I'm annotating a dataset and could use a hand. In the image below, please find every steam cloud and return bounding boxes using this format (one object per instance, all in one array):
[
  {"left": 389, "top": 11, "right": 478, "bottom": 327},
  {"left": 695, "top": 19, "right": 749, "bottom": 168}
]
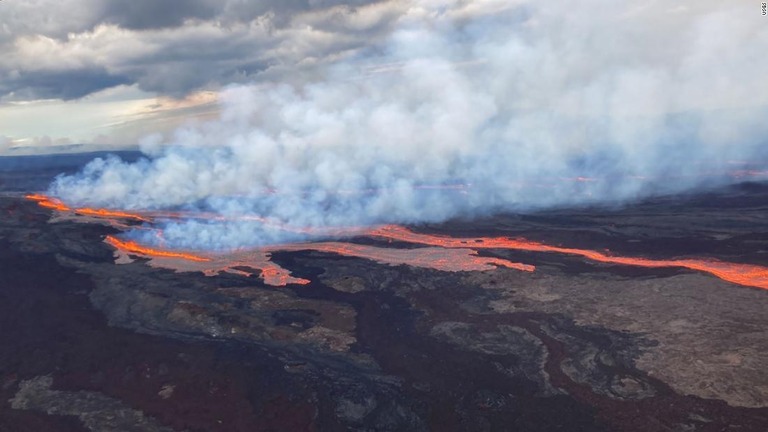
[{"left": 51, "top": 1, "right": 768, "bottom": 250}]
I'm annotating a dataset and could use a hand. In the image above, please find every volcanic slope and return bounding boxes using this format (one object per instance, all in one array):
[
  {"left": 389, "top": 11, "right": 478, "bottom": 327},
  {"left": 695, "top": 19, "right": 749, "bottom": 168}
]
[{"left": 1, "top": 182, "right": 768, "bottom": 431}]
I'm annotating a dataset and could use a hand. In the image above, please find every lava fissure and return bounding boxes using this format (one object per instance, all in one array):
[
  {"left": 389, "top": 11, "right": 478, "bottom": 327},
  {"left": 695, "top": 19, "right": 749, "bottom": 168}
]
[
  {"left": 368, "top": 225, "right": 768, "bottom": 290},
  {"left": 105, "top": 235, "right": 211, "bottom": 263},
  {"left": 26, "top": 194, "right": 147, "bottom": 222},
  {"left": 26, "top": 194, "right": 768, "bottom": 290}
]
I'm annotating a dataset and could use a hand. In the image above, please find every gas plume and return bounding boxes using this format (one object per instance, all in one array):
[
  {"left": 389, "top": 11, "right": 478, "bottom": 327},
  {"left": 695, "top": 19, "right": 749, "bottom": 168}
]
[{"left": 49, "top": 2, "right": 768, "bottom": 250}]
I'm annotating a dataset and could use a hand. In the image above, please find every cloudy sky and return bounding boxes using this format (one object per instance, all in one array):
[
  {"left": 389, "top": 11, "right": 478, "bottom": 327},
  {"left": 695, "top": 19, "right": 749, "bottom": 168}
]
[
  {"left": 0, "top": 0, "right": 408, "bottom": 151},
  {"left": 0, "top": 0, "right": 764, "bottom": 154}
]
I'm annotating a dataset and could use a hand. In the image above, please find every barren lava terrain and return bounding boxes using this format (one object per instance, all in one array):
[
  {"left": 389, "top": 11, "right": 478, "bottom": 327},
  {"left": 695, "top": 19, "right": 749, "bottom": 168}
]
[{"left": 1, "top": 153, "right": 768, "bottom": 431}]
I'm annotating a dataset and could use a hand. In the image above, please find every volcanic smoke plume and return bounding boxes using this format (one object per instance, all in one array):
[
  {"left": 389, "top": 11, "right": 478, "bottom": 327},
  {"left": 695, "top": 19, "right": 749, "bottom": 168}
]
[{"left": 50, "top": 1, "right": 768, "bottom": 250}]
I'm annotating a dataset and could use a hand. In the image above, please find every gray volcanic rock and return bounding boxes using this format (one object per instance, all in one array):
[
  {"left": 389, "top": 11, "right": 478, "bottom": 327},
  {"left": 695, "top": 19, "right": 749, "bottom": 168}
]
[
  {"left": 430, "top": 322, "right": 561, "bottom": 397},
  {"left": 11, "top": 376, "right": 173, "bottom": 432}
]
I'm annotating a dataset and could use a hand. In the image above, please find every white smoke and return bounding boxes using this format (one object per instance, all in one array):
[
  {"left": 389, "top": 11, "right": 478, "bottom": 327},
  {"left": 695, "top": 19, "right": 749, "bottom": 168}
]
[{"left": 51, "top": 1, "right": 768, "bottom": 250}]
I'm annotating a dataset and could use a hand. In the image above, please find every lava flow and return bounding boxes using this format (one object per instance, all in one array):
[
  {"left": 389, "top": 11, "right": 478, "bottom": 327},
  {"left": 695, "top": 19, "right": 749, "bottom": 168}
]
[
  {"left": 368, "top": 225, "right": 768, "bottom": 290},
  {"left": 105, "top": 235, "right": 210, "bottom": 262},
  {"left": 26, "top": 194, "right": 364, "bottom": 237},
  {"left": 26, "top": 194, "right": 148, "bottom": 223},
  {"left": 75, "top": 208, "right": 150, "bottom": 223},
  {"left": 271, "top": 242, "right": 535, "bottom": 273},
  {"left": 25, "top": 193, "right": 768, "bottom": 290},
  {"left": 25, "top": 193, "right": 71, "bottom": 211},
  {"left": 105, "top": 239, "right": 534, "bottom": 287}
]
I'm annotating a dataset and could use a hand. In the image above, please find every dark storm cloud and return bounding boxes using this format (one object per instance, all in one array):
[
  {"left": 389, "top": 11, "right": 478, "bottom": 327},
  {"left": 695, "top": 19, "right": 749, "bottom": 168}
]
[
  {"left": 131, "top": 59, "right": 271, "bottom": 97},
  {"left": 1, "top": 68, "right": 130, "bottom": 100},
  {"left": 101, "top": 0, "right": 385, "bottom": 30},
  {"left": 219, "top": 0, "right": 388, "bottom": 25},
  {"left": 0, "top": 0, "right": 398, "bottom": 101},
  {"left": 99, "top": 0, "right": 222, "bottom": 30}
]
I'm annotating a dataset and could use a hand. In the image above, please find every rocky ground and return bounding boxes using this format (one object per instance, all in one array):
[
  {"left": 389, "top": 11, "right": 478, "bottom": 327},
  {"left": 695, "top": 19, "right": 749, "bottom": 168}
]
[{"left": 0, "top": 176, "right": 767, "bottom": 431}]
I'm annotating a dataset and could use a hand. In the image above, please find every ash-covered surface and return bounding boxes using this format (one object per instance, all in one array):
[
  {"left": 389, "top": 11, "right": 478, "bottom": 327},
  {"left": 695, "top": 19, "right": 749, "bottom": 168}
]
[{"left": 1, "top": 181, "right": 768, "bottom": 431}]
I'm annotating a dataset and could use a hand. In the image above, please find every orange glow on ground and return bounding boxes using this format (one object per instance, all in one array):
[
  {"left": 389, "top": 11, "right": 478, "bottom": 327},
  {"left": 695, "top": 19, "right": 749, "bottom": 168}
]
[
  {"left": 368, "top": 226, "right": 768, "bottom": 290},
  {"left": 25, "top": 193, "right": 50, "bottom": 202},
  {"left": 26, "top": 194, "right": 768, "bottom": 290},
  {"left": 106, "top": 241, "right": 533, "bottom": 287},
  {"left": 26, "top": 194, "right": 147, "bottom": 222},
  {"left": 105, "top": 235, "right": 210, "bottom": 263},
  {"left": 25, "top": 194, "right": 71, "bottom": 211},
  {"left": 268, "top": 242, "right": 535, "bottom": 273},
  {"left": 76, "top": 207, "right": 150, "bottom": 223},
  {"left": 255, "top": 266, "right": 311, "bottom": 286}
]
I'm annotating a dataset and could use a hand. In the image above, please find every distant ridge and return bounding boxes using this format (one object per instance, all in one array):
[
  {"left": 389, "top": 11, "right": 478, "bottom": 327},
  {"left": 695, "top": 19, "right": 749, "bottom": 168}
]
[
  {"left": 1, "top": 143, "right": 140, "bottom": 157},
  {"left": 0, "top": 150, "right": 144, "bottom": 192},
  {"left": 0, "top": 150, "right": 144, "bottom": 172}
]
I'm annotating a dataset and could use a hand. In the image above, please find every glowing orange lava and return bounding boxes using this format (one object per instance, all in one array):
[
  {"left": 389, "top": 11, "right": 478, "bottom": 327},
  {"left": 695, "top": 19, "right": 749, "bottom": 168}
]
[
  {"left": 24, "top": 193, "right": 50, "bottom": 202},
  {"left": 76, "top": 207, "right": 150, "bottom": 222},
  {"left": 105, "top": 235, "right": 210, "bottom": 262},
  {"left": 26, "top": 194, "right": 148, "bottom": 222},
  {"left": 25, "top": 194, "right": 71, "bottom": 211},
  {"left": 26, "top": 194, "right": 768, "bottom": 290},
  {"left": 256, "top": 266, "right": 311, "bottom": 286},
  {"left": 270, "top": 242, "right": 535, "bottom": 273},
  {"left": 368, "top": 226, "right": 768, "bottom": 290}
]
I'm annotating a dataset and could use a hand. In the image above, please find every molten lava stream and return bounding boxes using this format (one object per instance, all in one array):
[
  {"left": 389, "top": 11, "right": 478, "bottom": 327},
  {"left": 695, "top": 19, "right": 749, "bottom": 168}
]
[
  {"left": 368, "top": 226, "right": 768, "bottom": 290},
  {"left": 102, "top": 235, "right": 534, "bottom": 287},
  {"left": 75, "top": 208, "right": 149, "bottom": 222},
  {"left": 25, "top": 194, "right": 71, "bottom": 211},
  {"left": 26, "top": 194, "right": 148, "bottom": 222},
  {"left": 268, "top": 242, "right": 535, "bottom": 273},
  {"left": 105, "top": 236, "right": 210, "bottom": 262},
  {"left": 26, "top": 193, "right": 362, "bottom": 238},
  {"left": 27, "top": 194, "right": 768, "bottom": 290}
]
